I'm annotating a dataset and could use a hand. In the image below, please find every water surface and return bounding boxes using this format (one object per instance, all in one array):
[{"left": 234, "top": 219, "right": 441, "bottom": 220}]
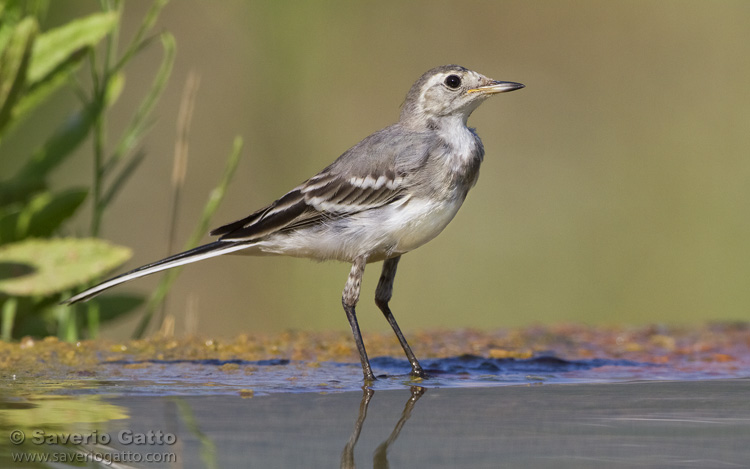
[{"left": 2, "top": 352, "right": 749, "bottom": 468}]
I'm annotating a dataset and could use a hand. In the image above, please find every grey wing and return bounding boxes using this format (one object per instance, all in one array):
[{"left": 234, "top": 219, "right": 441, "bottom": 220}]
[
  {"left": 210, "top": 124, "right": 432, "bottom": 242},
  {"left": 210, "top": 166, "right": 407, "bottom": 241}
]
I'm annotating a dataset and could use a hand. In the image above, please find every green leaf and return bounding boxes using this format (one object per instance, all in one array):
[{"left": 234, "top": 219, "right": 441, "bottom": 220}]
[
  {"left": 0, "top": 204, "right": 20, "bottom": 243},
  {"left": 0, "top": 224, "right": 16, "bottom": 246},
  {"left": 0, "top": 71, "right": 123, "bottom": 206},
  {"left": 18, "top": 71, "right": 123, "bottom": 180},
  {"left": 0, "top": 16, "right": 36, "bottom": 102},
  {"left": 11, "top": 47, "right": 87, "bottom": 126},
  {"left": 0, "top": 20, "right": 14, "bottom": 55},
  {"left": 27, "top": 11, "right": 118, "bottom": 84},
  {"left": 0, "top": 106, "right": 96, "bottom": 206},
  {"left": 0, "top": 238, "right": 132, "bottom": 296},
  {"left": 11, "top": 188, "right": 88, "bottom": 241},
  {"left": 0, "top": 177, "right": 45, "bottom": 207},
  {"left": 0, "top": 16, "right": 37, "bottom": 138}
]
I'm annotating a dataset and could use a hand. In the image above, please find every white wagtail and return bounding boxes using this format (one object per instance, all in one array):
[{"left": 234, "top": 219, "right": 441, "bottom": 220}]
[{"left": 65, "top": 65, "right": 524, "bottom": 381}]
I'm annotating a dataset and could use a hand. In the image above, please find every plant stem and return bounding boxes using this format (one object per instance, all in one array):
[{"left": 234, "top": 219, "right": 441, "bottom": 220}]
[
  {"left": 56, "top": 303, "right": 78, "bottom": 342},
  {"left": 91, "top": 99, "right": 106, "bottom": 237},
  {"left": 87, "top": 301, "right": 100, "bottom": 339},
  {"left": 91, "top": 0, "right": 122, "bottom": 237},
  {"left": 1, "top": 299, "right": 18, "bottom": 342}
]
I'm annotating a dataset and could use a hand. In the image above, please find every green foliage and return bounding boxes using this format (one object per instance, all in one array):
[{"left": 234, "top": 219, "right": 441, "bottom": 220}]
[
  {"left": 0, "top": 0, "right": 242, "bottom": 342},
  {"left": 0, "top": 1, "right": 172, "bottom": 341},
  {"left": 0, "top": 189, "right": 87, "bottom": 243},
  {"left": 90, "top": 3, "right": 174, "bottom": 235},
  {"left": 0, "top": 238, "right": 131, "bottom": 296},
  {"left": 0, "top": 17, "right": 37, "bottom": 136},
  {"left": 0, "top": 10, "right": 118, "bottom": 141},
  {"left": 28, "top": 12, "right": 118, "bottom": 83}
]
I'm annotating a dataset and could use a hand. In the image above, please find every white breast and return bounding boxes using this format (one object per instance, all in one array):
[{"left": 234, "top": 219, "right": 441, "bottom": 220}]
[
  {"left": 386, "top": 196, "right": 465, "bottom": 254},
  {"left": 253, "top": 194, "right": 467, "bottom": 263},
  {"left": 438, "top": 117, "right": 484, "bottom": 173}
]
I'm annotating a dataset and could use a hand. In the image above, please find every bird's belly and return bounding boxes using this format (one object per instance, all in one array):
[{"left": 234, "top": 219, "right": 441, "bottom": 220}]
[
  {"left": 334, "top": 195, "right": 467, "bottom": 262},
  {"left": 386, "top": 196, "right": 464, "bottom": 255},
  {"left": 254, "top": 196, "right": 466, "bottom": 263}
]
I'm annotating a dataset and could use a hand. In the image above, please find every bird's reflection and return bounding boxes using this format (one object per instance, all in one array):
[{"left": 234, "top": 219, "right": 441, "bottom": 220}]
[{"left": 341, "top": 386, "right": 425, "bottom": 469}]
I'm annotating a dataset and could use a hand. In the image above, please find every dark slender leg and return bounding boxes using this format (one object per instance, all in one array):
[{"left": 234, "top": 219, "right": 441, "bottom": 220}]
[
  {"left": 343, "top": 256, "right": 375, "bottom": 382},
  {"left": 375, "top": 256, "right": 426, "bottom": 378}
]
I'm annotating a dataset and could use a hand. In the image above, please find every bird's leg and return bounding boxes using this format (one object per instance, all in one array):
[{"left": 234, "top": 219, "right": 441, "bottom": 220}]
[
  {"left": 343, "top": 256, "right": 375, "bottom": 382},
  {"left": 375, "top": 256, "right": 426, "bottom": 378}
]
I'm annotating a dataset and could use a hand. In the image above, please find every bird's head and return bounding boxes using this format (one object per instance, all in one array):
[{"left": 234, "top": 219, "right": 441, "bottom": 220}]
[{"left": 400, "top": 65, "right": 523, "bottom": 128}]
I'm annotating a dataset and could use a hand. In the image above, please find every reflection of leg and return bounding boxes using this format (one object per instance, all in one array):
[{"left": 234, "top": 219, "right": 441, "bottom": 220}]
[
  {"left": 375, "top": 256, "right": 425, "bottom": 377},
  {"left": 373, "top": 386, "right": 426, "bottom": 467},
  {"left": 340, "top": 387, "right": 375, "bottom": 469}
]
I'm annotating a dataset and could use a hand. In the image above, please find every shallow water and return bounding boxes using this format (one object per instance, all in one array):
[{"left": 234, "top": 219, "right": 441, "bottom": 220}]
[
  {"left": 54, "top": 355, "right": 661, "bottom": 396},
  {"left": 2, "top": 354, "right": 749, "bottom": 468}
]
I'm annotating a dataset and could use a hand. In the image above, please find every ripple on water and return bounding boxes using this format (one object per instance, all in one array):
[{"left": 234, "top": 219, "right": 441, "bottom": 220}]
[{"left": 36, "top": 351, "right": 739, "bottom": 397}]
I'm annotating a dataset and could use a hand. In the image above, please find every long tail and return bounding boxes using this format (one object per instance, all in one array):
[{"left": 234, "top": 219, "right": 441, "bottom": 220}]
[{"left": 63, "top": 240, "right": 252, "bottom": 304}]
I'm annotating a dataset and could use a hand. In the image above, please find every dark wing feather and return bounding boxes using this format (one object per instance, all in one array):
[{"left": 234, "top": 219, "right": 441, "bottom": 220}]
[
  {"left": 211, "top": 170, "right": 406, "bottom": 242},
  {"left": 209, "top": 189, "right": 306, "bottom": 238}
]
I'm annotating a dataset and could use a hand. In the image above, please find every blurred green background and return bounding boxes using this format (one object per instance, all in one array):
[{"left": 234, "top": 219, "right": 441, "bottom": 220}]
[{"left": 3, "top": 1, "right": 749, "bottom": 338}]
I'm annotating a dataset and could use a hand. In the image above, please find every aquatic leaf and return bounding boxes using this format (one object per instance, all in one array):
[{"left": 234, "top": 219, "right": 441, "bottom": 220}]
[{"left": 0, "top": 238, "right": 131, "bottom": 296}]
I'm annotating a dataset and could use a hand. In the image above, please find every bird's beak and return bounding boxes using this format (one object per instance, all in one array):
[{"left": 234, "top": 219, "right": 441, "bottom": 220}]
[{"left": 467, "top": 80, "right": 525, "bottom": 95}]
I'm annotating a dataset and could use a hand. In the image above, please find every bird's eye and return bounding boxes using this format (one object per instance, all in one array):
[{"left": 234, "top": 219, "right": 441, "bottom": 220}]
[{"left": 444, "top": 75, "right": 461, "bottom": 89}]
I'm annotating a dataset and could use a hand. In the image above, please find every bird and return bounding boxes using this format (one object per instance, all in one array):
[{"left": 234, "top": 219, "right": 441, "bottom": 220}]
[{"left": 64, "top": 65, "right": 524, "bottom": 382}]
